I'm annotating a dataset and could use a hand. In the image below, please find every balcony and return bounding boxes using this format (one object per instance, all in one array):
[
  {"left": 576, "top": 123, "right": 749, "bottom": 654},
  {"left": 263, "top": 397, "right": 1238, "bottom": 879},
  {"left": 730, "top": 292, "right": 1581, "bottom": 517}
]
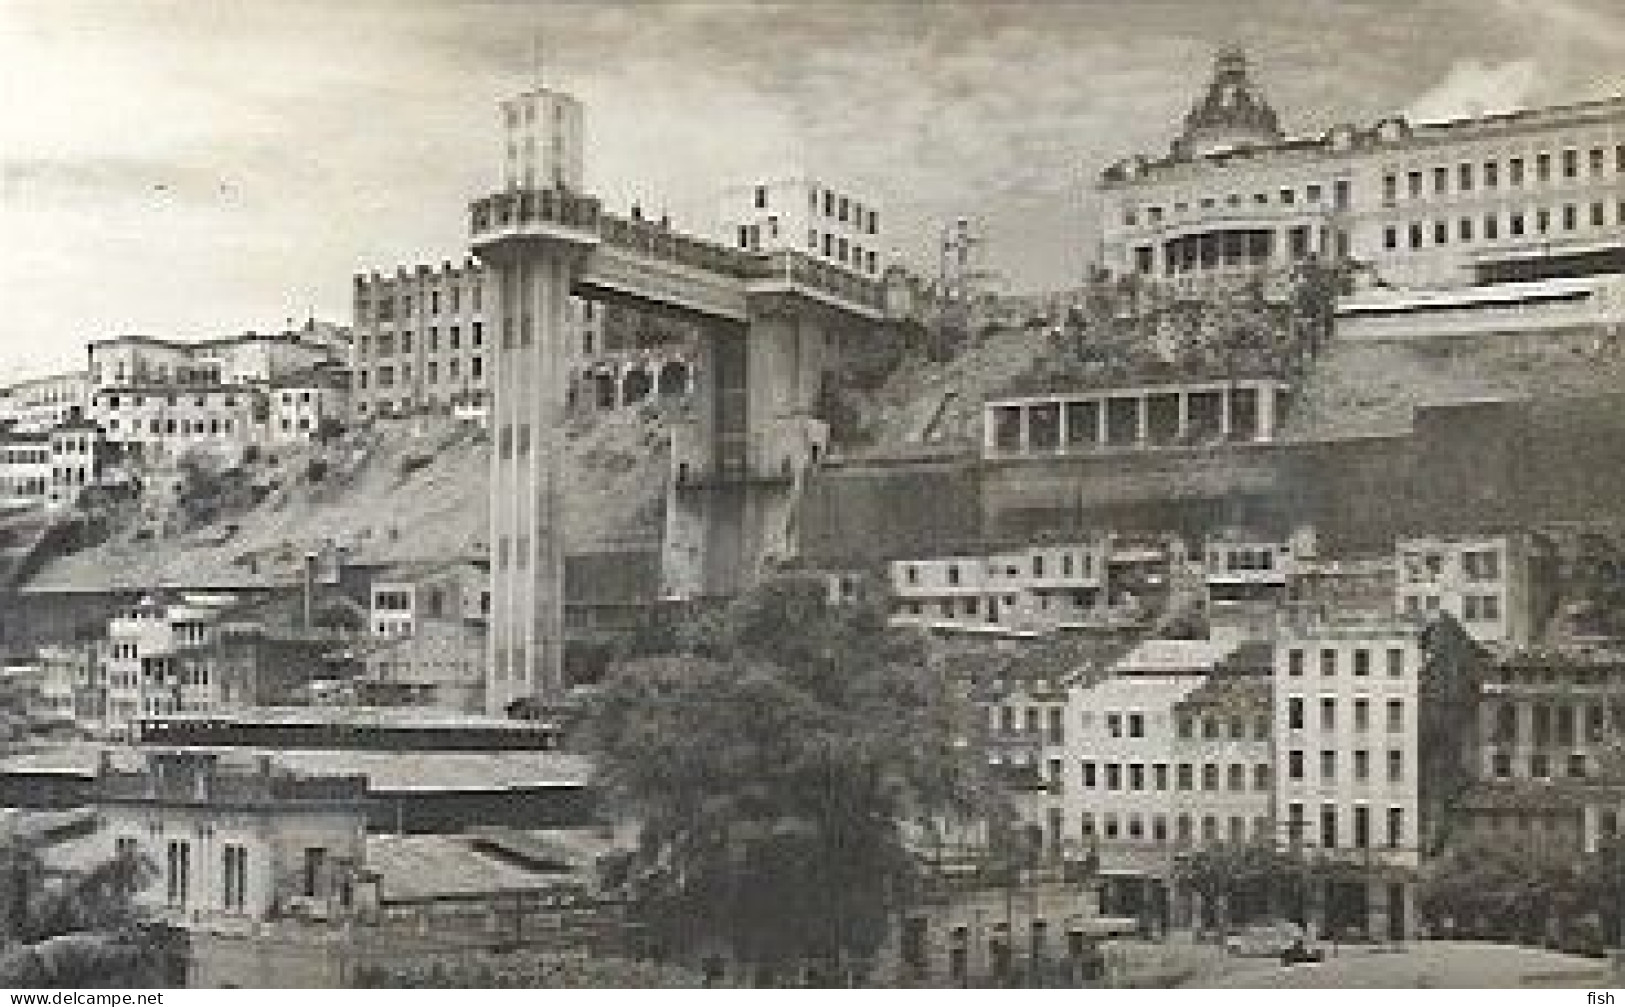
[{"left": 469, "top": 188, "right": 602, "bottom": 240}]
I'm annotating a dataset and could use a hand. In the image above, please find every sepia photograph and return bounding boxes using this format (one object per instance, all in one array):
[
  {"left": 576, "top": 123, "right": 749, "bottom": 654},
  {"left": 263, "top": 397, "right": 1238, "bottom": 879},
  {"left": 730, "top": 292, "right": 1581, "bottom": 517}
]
[{"left": 1, "top": 0, "right": 1624, "bottom": 991}]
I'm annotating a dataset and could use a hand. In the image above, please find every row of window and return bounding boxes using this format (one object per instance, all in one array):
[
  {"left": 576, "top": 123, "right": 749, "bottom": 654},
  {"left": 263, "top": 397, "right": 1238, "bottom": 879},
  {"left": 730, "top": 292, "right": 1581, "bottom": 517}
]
[
  {"left": 1285, "top": 695, "right": 1407, "bottom": 733},
  {"left": 1400, "top": 547, "right": 1502, "bottom": 583},
  {"left": 359, "top": 284, "right": 483, "bottom": 323},
  {"left": 1486, "top": 699, "right": 1621, "bottom": 746},
  {"left": 1398, "top": 591, "right": 1502, "bottom": 621},
  {"left": 1489, "top": 749, "right": 1590, "bottom": 780},
  {"left": 359, "top": 323, "right": 485, "bottom": 359},
  {"left": 900, "top": 552, "right": 1097, "bottom": 587},
  {"left": 105, "top": 417, "right": 238, "bottom": 437},
  {"left": 0, "top": 448, "right": 48, "bottom": 464},
  {"left": 1123, "top": 180, "right": 1353, "bottom": 227},
  {"left": 1381, "top": 145, "right": 1625, "bottom": 203},
  {"left": 356, "top": 357, "right": 484, "bottom": 392},
  {"left": 1283, "top": 746, "right": 1407, "bottom": 785},
  {"left": 1284, "top": 646, "right": 1407, "bottom": 677},
  {"left": 1079, "top": 759, "right": 1271, "bottom": 794},
  {"left": 1284, "top": 802, "right": 1408, "bottom": 850},
  {"left": 1175, "top": 712, "right": 1271, "bottom": 741},
  {"left": 1382, "top": 200, "right": 1625, "bottom": 250},
  {"left": 1083, "top": 810, "right": 1270, "bottom": 847},
  {"left": 101, "top": 393, "right": 239, "bottom": 409},
  {"left": 752, "top": 184, "right": 880, "bottom": 235}
]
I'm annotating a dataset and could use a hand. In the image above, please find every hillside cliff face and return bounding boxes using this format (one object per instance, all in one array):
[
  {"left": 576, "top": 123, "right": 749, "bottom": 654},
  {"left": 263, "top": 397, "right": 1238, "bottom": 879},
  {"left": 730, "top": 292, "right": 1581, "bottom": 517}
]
[{"left": 25, "top": 405, "right": 678, "bottom": 591}]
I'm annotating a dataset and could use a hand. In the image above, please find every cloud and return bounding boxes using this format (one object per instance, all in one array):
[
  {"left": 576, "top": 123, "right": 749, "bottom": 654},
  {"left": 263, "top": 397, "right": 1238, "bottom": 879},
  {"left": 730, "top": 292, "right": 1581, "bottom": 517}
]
[{"left": 1405, "top": 58, "right": 1541, "bottom": 122}]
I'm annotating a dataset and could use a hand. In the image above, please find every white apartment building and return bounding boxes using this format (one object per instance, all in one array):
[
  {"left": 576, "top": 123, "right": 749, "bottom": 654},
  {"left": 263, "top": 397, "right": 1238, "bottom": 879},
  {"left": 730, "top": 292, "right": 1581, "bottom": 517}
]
[
  {"left": 1273, "top": 618, "right": 1425, "bottom": 939},
  {"left": 717, "top": 177, "right": 884, "bottom": 277},
  {"left": 889, "top": 540, "right": 1112, "bottom": 634},
  {"left": 1394, "top": 533, "right": 1534, "bottom": 646},
  {"left": 1100, "top": 48, "right": 1625, "bottom": 294},
  {"left": 88, "top": 330, "right": 339, "bottom": 393},
  {"left": 0, "top": 430, "right": 51, "bottom": 507},
  {"left": 268, "top": 368, "right": 350, "bottom": 444},
  {"left": 0, "top": 372, "right": 90, "bottom": 432},
  {"left": 368, "top": 560, "right": 489, "bottom": 639},
  {"left": 90, "top": 385, "right": 260, "bottom": 457}
]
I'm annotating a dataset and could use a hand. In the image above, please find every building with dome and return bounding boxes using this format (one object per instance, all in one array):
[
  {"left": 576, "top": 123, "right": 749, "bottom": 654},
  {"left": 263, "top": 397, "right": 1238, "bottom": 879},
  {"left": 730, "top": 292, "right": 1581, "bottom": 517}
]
[{"left": 1097, "top": 48, "right": 1625, "bottom": 294}]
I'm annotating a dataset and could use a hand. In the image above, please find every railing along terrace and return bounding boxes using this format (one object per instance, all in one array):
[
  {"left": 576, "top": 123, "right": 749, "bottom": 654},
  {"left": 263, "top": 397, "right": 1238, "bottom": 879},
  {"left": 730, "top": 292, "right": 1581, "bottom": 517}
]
[
  {"left": 470, "top": 188, "right": 603, "bottom": 235},
  {"left": 596, "top": 213, "right": 755, "bottom": 277},
  {"left": 746, "top": 249, "right": 886, "bottom": 310},
  {"left": 98, "top": 769, "right": 369, "bottom": 805}
]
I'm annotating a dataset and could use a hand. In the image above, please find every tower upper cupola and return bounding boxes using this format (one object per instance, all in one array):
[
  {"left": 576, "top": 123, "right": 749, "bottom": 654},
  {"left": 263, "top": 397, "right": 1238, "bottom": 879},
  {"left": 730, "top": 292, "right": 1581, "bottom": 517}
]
[{"left": 1173, "top": 47, "right": 1285, "bottom": 159}]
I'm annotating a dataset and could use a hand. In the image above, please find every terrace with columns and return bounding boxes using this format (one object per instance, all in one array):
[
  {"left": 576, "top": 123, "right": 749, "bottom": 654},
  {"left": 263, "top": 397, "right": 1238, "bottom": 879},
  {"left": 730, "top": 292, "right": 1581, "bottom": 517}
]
[{"left": 983, "top": 378, "right": 1288, "bottom": 459}]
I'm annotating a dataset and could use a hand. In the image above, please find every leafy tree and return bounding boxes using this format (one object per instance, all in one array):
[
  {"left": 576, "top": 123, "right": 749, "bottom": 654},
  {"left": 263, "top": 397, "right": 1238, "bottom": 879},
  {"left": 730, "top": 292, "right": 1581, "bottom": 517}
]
[
  {"left": 1175, "top": 843, "right": 1306, "bottom": 930},
  {"left": 356, "top": 951, "right": 704, "bottom": 988},
  {"left": 580, "top": 575, "right": 999, "bottom": 984}
]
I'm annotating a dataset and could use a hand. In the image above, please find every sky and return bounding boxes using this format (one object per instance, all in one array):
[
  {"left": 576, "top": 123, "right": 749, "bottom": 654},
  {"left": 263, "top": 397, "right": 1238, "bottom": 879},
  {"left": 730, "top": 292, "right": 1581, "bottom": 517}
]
[{"left": 1, "top": 0, "right": 1622, "bottom": 380}]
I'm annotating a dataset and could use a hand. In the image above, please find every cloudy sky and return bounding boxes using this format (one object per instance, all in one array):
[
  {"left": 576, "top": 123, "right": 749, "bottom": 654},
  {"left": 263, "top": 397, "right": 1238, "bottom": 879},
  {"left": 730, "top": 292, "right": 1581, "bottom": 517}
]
[{"left": 1, "top": 0, "right": 1622, "bottom": 379}]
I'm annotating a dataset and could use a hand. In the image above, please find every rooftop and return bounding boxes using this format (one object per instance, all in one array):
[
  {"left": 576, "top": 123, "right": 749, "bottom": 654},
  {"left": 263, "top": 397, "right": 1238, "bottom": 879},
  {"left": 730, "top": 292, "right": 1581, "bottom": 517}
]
[
  {"left": 1115, "top": 638, "right": 1241, "bottom": 675},
  {"left": 1, "top": 744, "right": 591, "bottom": 792},
  {"left": 1077, "top": 673, "right": 1206, "bottom": 709},
  {"left": 367, "top": 833, "right": 588, "bottom": 903}
]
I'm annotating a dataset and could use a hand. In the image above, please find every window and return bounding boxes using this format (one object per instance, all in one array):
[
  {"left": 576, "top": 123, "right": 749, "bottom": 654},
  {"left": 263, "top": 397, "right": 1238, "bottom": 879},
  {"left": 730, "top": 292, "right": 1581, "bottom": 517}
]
[
  {"left": 1386, "top": 649, "right": 1405, "bottom": 677},
  {"left": 1354, "top": 649, "right": 1370, "bottom": 677},
  {"left": 1433, "top": 221, "right": 1448, "bottom": 245},
  {"left": 1407, "top": 171, "right": 1422, "bottom": 198},
  {"left": 1510, "top": 157, "right": 1525, "bottom": 185},
  {"left": 1226, "top": 763, "right": 1245, "bottom": 791},
  {"left": 1176, "top": 715, "right": 1193, "bottom": 739},
  {"left": 1154, "top": 763, "right": 1168, "bottom": 790},
  {"left": 1105, "top": 764, "right": 1121, "bottom": 790},
  {"left": 1409, "top": 223, "right": 1423, "bottom": 249},
  {"left": 1433, "top": 166, "right": 1448, "bottom": 195},
  {"left": 1563, "top": 148, "right": 1579, "bottom": 179},
  {"left": 1382, "top": 174, "right": 1398, "bottom": 202},
  {"left": 222, "top": 844, "right": 248, "bottom": 912},
  {"left": 1383, "top": 226, "right": 1398, "bottom": 250},
  {"left": 1320, "top": 697, "right": 1336, "bottom": 731},
  {"left": 1106, "top": 713, "right": 1122, "bottom": 738},
  {"left": 1353, "top": 805, "right": 1371, "bottom": 848},
  {"left": 1354, "top": 748, "right": 1369, "bottom": 782},
  {"left": 1287, "top": 649, "right": 1304, "bottom": 676},
  {"left": 1387, "top": 748, "right": 1404, "bottom": 783},
  {"left": 1484, "top": 161, "right": 1499, "bottom": 188},
  {"left": 1081, "top": 761, "right": 1097, "bottom": 788},
  {"left": 1537, "top": 152, "right": 1552, "bottom": 182},
  {"left": 303, "top": 847, "right": 327, "bottom": 898},
  {"left": 166, "top": 840, "right": 191, "bottom": 907},
  {"left": 1129, "top": 763, "right": 1145, "bottom": 791},
  {"left": 1288, "top": 697, "right": 1305, "bottom": 730},
  {"left": 1568, "top": 752, "right": 1587, "bottom": 778},
  {"left": 1320, "top": 805, "right": 1337, "bottom": 849},
  {"left": 1354, "top": 698, "right": 1370, "bottom": 732},
  {"left": 1177, "top": 763, "right": 1193, "bottom": 791},
  {"left": 1387, "top": 699, "right": 1404, "bottom": 733},
  {"left": 1386, "top": 807, "right": 1404, "bottom": 848},
  {"left": 1320, "top": 749, "right": 1336, "bottom": 782},
  {"left": 1485, "top": 213, "right": 1499, "bottom": 240},
  {"left": 1320, "top": 649, "right": 1337, "bottom": 676},
  {"left": 1127, "top": 712, "right": 1145, "bottom": 738},
  {"left": 1202, "top": 763, "right": 1219, "bottom": 791},
  {"left": 753, "top": 185, "right": 767, "bottom": 209},
  {"left": 1254, "top": 763, "right": 1271, "bottom": 791},
  {"left": 1459, "top": 217, "right": 1473, "bottom": 241}
]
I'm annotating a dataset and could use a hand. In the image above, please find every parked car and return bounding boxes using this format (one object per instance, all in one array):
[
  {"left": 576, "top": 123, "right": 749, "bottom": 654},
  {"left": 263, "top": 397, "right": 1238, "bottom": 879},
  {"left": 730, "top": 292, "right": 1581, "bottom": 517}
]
[{"left": 1224, "top": 921, "right": 1307, "bottom": 958}]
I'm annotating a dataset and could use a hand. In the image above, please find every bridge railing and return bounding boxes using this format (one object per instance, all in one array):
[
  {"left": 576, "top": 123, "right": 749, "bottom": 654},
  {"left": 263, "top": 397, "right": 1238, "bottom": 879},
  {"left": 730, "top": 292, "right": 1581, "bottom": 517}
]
[
  {"left": 744, "top": 249, "right": 886, "bottom": 311},
  {"left": 471, "top": 190, "right": 885, "bottom": 312}
]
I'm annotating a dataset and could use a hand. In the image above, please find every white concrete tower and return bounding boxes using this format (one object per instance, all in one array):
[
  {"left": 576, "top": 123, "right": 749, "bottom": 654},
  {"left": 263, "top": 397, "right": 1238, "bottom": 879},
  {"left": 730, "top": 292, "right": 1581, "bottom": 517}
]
[{"left": 479, "top": 78, "right": 590, "bottom": 714}]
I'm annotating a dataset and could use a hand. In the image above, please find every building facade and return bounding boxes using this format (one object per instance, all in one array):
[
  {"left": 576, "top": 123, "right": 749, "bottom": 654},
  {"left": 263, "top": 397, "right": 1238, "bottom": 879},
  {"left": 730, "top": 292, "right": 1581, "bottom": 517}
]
[
  {"left": 0, "top": 372, "right": 90, "bottom": 432},
  {"left": 1395, "top": 533, "right": 1537, "bottom": 646},
  {"left": 717, "top": 177, "right": 884, "bottom": 278},
  {"left": 1099, "top": 48, "right": 1625, "bottom": 293}
]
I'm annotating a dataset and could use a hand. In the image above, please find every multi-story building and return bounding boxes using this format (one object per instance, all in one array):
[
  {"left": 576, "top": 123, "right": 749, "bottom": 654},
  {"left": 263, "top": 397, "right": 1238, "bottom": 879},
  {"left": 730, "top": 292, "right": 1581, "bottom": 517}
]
[
  {"left": 1271, "top": 614, "right": 1478, "bottom": 939},
  {"left": 717, "top": 177, "right": 884, "bottom": 278},
  {"left": 354, "top": 618, "right": 486, "bottom": 713},
  {"left": 1476, "top": 644, "right": 1625, "bottom": 784},
  {"left": 46, "top": 414, "right": 109, "bottom": 508},
  {"left": 268, "top": 366, "right": 350, "bottom": 443},
  {"left": 1394, "top": 533, "right": 1537, "bottom": 646},
  {"left": 348, "top": 259, "right": 638, "bottom": 423},
  {"left": 0, "top": 372, "right": 90, "bottom": 432},
  {"left": 367, "top": 559, "right": 488, "bottom": 639},
  {"left": 0, "top": 429, "right": 51, "bottom": 507},
  {"left": 103, "top": 594, "right": 346, "bottom": 734},
  {"left": 500, "top": 85, "right": 584, "bottom": 192},
  {"left": 90, "top": 385, "right": 261, "bottom": 457},
  {"left": 88, "top": 328, "right": 341, "bottom": 393},
  {"left": 1099, "top": 47, "right": 1625, "bottom": 293},
  {"left": 890, "top": 540, "right": 1111, "bottom": 634},
  {"left": 1052, "top": 639, "right": 1253, "bottom": 927}
]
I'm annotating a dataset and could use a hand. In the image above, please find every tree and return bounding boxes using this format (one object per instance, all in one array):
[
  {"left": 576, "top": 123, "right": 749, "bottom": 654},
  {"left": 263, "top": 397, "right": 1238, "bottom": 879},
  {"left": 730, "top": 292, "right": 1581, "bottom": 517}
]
[
  {"left": 1175, "top": 843, "right": 1306, "bottom": 931},
  {"left": 580, "top": 575, "right": 999, "bottom": 984},
  {"left": 356, "top": 950, "right": 704, "bottom": 988}
]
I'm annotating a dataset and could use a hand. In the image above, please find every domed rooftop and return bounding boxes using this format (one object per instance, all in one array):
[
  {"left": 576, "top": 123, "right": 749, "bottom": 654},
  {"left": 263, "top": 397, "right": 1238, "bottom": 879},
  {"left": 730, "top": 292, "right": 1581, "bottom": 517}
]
[{"left": 1174, "top": 47, "right": 1285, "bottom": 158}]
